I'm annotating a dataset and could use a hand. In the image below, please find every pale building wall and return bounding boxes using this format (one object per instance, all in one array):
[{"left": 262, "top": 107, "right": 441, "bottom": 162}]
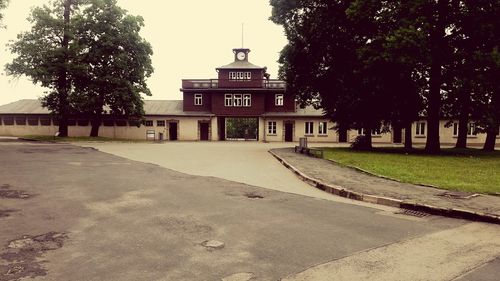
[
  {"left": 347, "top": 129, "right": 393, "bottom": 143},
  {"left": 262, "top": 118, "right": 337, "bottom": 142},
  {"left": 410, "top": 120, "right": 489, "bottom": 146}
]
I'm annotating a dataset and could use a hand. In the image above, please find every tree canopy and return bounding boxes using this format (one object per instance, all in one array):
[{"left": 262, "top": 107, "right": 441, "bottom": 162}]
[
  {"left": 6, "top": 0, "right": 153, "bottom": 137},
  {"left": 270, "top": 0, "right": 500, "bottom": 152}
]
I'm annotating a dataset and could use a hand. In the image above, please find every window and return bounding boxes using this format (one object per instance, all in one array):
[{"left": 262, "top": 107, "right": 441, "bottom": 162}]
[
  {"left": 157, "top": 120, "right": 166, "bottom": 127},
  {"left": 145, "top": 120, "right": 153, "bottom": 127},
  {"left": 467, "top": 122, "right": 477, "bottom": 136},
  {"left": 77, "top": 120, "right": 90, "bottom": 126},
  {"left": 27, "top": 117, "right": 38, "bottom": 126},
  {"left": 15, "top": 117, "right": 26, "bottom": 125},
  {"left": 243, "top": 94, "right": 251, "bottom": 107},
  {"left": 268, "top": 121, "right": 277, "bottom": 135},
  {"left": 358, "top": 128, "right": 381, "bottom": 135},
  {"left": 229, "top": 71, "right": 251, "bottom": 81},
  {"left": 115, "top": 120, "right": 127, "bottom": 127},
  {"left": 233, "top": 94, "right": 242, "bottom": 107},
  {"left": 225, "top": 94, "right": 233, "bottom": 107},
  {"left": 275, "top": 94, "right": 284, "bottom": 106},
  {"left": 453, "top": 122, "right": 459, "bottom": 136},
  {"left": 415, "top": 122, "right": 426, "bottom": 136},
  {"left": 40, "top": 118, "right": 51, "bottom": 126},
  {"left": 318, "top": 122, "right": 328, "bottom": 135},
  {"left": 102, "top": 120, "right": 113, "bottom": 127},
  {"left": 305, "top": 122, "right": 314, "bottom": 135},
  {"left": 3, "top": 117, "right": 14, "bottom": 125},
  {"left": 194, "top": 94, "right": 202, "bottom": 106}
]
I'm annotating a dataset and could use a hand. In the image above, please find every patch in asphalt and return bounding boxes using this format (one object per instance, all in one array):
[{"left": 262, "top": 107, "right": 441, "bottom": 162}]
[
  {"left": 243, "top": 192, "right": 264, "bottom": 199},
  {"left": 0, "top": 232, "right": 67, "bottom": 280},
  {"left": 0, "top": 184, "right": 33, "bottom": 199},
  {"left": 153, "top": 216, "right": 213, "bottom": 235},
  {"left": 221, "top": 272, "right": 256, "bottom": 281},
  {"left": 201, "top": 240, "right": 225, "bottom": 251},
  {"left": 0, "top": 209, "right": 17, "bottom": 218}
]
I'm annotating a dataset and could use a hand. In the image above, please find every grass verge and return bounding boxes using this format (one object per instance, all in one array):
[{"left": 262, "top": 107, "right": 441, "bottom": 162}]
[{"left": 321, "top": 147, "right": 500, "bottom": 195}]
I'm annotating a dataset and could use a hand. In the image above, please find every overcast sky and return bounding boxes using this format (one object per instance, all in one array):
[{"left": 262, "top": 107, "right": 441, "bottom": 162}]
[{"left": 0, "top": 0, "right": 287, "bottom": 106}]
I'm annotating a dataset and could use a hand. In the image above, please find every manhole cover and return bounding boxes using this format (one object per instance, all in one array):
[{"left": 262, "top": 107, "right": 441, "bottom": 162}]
[
  {"left": 244, "top": 192, "right": 264, "bottom": 199},
  {"left": 397, "top": 209, "right": 430, "bottom": 218},
  {"left": 437, "top": 191, "right": 479, "bottom": 200}
]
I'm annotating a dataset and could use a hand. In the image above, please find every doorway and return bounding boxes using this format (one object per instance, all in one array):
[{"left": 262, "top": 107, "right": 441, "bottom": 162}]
[
  {"left": 169, "top": 122, "right": 178, "bottom": 141},
  {"left": 284, "top": 123, "right": 294, "bottom": 142},
  {"left": 200, "top": 122, "right": 209, "bottom": 141},
  {"left": 225, "top": 117, "right": 258, "bottom": 140}
]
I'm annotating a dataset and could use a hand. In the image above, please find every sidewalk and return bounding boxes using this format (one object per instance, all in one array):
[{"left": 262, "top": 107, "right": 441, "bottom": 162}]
[{"left": 270, "top": 148, "right": 500, "bottom": 224}]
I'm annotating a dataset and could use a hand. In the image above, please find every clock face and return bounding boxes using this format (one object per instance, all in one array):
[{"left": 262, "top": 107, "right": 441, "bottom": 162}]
[{"left": 237, "top": 52, "right": 246, "bottom": 60}]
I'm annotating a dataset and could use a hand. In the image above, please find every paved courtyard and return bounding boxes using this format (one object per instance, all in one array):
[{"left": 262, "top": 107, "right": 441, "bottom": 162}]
[{"left": 0, "top": 140, "right": 498, "bottom": 280}]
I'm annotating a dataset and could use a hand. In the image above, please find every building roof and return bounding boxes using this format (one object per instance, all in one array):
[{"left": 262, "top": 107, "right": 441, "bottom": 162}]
[
  {"left": 263, "top": 106, "right": 326, "bottom": 117},
  {"left": 0, "top": 99, "right": 213, "bottom": 117},
  {"left": 216, "top": 60, "right": 264, "bottom": 70},
  {"left": 0, "top": 99, "right": 51, "bottom": 114}
]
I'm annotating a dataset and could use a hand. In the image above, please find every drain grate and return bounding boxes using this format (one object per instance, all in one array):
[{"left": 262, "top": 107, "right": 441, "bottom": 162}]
[{"left": 397, "top": 209, "right": 430, "bottom": 218}]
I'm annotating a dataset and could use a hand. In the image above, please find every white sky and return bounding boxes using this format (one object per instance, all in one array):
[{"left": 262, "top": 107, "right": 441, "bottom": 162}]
[{"left": 0, "top": 0, "right": 287, "bottom": 106}]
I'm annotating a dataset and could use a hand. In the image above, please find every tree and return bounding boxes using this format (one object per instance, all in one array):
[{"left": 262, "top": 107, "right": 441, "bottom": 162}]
[
  {"left": 6, "top": 0, "right": 153, "bottom": 138},
  {"left": 6, "top": 0, "right": 82, "bottom": 136},
  {"left": 270, "top": 0, "right": 423, "bottom": 150},
  {"left": 70, "top": 0, "right": 153, "bottom": 137},
  {"left": 0, "top": 0, "right": 9, "bottom": 26}
]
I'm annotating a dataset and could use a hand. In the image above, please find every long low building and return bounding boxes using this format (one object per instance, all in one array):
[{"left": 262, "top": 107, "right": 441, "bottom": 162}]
[{"left": 0, "top": 47, "right": 497, "bottom": 146}]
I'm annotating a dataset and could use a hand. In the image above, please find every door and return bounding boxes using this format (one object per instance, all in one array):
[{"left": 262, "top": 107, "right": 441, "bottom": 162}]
[
  {"left": 284, "top": 123, "right": 293, "bottom": 142},
  {"left": 169, "top": 122, "right": 178, "bottom": 141},
  {"left": 200, "top": 122, "right": 209, "bottom": 141}
]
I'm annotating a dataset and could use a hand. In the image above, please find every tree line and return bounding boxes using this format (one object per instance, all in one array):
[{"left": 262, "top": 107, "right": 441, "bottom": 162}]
[
  {"left": 4, "top": 0, "right": 153, "bottom": 137},
  {"left": 270, "top": 0, "right": 499, "bottom": 152}
]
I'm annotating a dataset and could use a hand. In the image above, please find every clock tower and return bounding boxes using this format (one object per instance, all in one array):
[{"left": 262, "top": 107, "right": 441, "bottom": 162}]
[{"left": 233, "top": 48, "right": 250, "bottom": 62}]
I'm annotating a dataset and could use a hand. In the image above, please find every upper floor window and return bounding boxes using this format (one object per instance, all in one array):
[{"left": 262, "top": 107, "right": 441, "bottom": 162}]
[
  {"left": 275, "top": 94, "right": 284, "bottom": 106},
  {"left": 243, "top": 94, "right": 251, "bottom": 107},
  {"left": 194, "top": 94, "right": 202, "bottom": 106},
  {"left": 415, "top": 121, "right": 426, "bottom": 136},
  {"left": 157, "top": 120, "right": 166, "bottom": 127},
  {"left": 233, "top": 94, "right": 243, "bottom": 107},
  {"left": 318, "top": 122, "right": 328, "bottom": 135},
  {"left": 305, "top": 122, "right": 314, "bottom": 135},
  {"left": 225, "top": 94, "right": 233, "bottom": 107},
  {"left": 268, "top": 121, "right": 277, "bottom": 135},
  {"left": 145, "top": 120, "right": 153, "bottom": 127},
  {"left": 229, "top": 71, "right": 251, "bottom": 81}
]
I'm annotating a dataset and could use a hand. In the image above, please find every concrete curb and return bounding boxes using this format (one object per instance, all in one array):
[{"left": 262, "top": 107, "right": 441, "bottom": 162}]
[{"left": 269, "top": 150, "right": 500, "bottom": 225}]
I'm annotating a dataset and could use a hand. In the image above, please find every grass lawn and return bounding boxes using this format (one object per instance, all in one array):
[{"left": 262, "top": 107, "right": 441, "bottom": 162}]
[
  {"left": 321, "top": 147, "right": 500, "bottom": 195},
  {"left": 21, "top": 135, "right": 149, "bottom": 143}
]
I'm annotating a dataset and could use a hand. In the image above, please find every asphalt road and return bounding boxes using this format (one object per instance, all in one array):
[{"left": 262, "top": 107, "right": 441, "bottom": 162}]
[{"left": 0, "top": 141, "right": 498, "bottom": 281}]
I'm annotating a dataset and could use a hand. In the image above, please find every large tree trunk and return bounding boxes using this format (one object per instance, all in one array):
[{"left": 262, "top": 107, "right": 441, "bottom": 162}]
[
  {"left": 483, "top": 127, "right": 497, "bottom": 151},
  {"left": 364, "top": 126, "right": 373, "bottom": 150},
  {"left": 56, "top": 0, "right": 72, "bottom": 137},
  {"left": 338, "top": 123, "right": 348, "bottom": 143},
  {"left": 425, "top": 0, "right": 447, "bottom": 154},
  {"left": 404, "top": 122, "right": 413, "bottom": 150},
  {"left": 456, "top": 75, "right": 472, "bottom": 148},
  {"left": 90, "top": 117, "right": 101, "bottom": 137}
]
